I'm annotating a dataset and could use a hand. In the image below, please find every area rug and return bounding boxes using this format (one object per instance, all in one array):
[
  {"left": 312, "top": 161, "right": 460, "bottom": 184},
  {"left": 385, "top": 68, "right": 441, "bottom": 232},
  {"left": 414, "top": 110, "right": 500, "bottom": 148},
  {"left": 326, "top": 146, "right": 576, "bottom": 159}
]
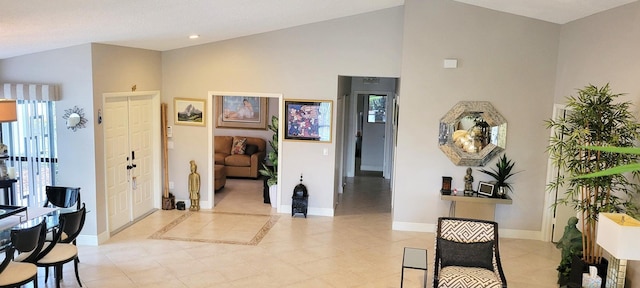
[{"left": 149, "top": 211, "right": 279, "bottom": 245}]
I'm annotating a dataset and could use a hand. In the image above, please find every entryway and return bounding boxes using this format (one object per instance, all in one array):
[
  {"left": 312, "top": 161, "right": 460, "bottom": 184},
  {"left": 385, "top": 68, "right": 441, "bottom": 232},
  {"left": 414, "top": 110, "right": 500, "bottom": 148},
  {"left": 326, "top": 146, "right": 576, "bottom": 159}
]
[
  {"left": 104, "top": 91, "right": 161, "bottom": 233},
  {"left": 336, "top": 76, "right": 398, "bottom": 216}
]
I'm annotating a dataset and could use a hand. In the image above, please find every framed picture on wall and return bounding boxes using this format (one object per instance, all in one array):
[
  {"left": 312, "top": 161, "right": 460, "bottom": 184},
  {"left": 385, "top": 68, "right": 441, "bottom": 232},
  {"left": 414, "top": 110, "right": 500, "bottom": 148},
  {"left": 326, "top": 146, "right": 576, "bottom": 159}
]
[
  {"left": 214, "top": 95, "right": 268, "bottom": 129},
  {"left": 284, "top": 99, "right": 333, "bottom": 142},
  {"left": 174, "top": 98, "right": 206, "bottom": 126}
]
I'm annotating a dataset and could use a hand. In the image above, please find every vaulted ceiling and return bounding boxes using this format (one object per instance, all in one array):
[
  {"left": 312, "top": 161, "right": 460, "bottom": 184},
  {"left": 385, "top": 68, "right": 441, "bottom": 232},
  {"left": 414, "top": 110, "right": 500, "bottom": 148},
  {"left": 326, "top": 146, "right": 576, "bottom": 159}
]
[{"left": 1, "top": 0, "right": 636, "bottom": 60}]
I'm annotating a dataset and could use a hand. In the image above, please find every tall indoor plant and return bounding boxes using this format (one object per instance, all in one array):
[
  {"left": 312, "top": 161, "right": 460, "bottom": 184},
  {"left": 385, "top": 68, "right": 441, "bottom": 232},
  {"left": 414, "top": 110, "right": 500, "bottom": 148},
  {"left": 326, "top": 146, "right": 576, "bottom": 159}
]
[
  {"left": 546, "top": 84, "right": 640, "bottom": 268},
  {"left": 259, "top": 116, "right": 278, "bottom": 205}
]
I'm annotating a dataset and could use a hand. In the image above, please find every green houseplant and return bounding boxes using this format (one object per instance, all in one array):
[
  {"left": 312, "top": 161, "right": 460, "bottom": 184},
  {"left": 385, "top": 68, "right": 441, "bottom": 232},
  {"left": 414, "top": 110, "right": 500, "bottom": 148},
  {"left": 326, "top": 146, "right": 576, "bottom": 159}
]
[
  {"left": 546, "top": 84, "right": 640, "bottom": 275},
  {"left": 478, "top": 154, "right": 519, "bottom": 197},
  {"left": 259, "top": 116, "right": 278, "bottom": 186}
]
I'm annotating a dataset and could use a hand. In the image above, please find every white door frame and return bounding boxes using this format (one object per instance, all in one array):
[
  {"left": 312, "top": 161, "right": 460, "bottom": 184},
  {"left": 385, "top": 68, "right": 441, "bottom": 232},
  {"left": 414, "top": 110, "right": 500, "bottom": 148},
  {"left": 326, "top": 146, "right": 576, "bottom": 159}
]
[
  {"left": 541, "top": 104, "right": 576, "bottom": 242},
  {"left": 102, "top": 91, "right": 162, "bottom": 235},
  {"left": 346, "top": 90, "right": 394, "bottom": 178},
  {"left": 206, "top": 91, "right": 283, "bottom": 210}
]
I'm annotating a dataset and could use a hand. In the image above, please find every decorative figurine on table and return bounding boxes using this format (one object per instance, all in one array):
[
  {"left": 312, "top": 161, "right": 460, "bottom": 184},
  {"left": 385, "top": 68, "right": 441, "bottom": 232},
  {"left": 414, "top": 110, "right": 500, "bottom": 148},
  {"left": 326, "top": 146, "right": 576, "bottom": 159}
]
[
  {"left": 188, "top": 160, "right": 201, "bottom": 211},
  {"left": 464, "top": 167, "right": 474, "bottom": 195}
]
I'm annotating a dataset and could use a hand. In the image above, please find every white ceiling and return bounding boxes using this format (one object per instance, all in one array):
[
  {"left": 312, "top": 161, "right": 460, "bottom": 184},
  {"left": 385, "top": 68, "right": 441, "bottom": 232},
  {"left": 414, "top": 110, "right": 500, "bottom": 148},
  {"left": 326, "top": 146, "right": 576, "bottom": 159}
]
[{"left": 0, "top": 0, "right": 636, "bottom": 60}]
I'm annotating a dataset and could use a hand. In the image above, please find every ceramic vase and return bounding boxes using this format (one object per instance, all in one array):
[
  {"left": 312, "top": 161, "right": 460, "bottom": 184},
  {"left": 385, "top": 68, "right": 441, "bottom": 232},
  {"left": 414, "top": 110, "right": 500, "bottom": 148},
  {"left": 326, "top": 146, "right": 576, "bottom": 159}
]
[{"left": 269, "top": 185, "right": 277, "bottom": 208}]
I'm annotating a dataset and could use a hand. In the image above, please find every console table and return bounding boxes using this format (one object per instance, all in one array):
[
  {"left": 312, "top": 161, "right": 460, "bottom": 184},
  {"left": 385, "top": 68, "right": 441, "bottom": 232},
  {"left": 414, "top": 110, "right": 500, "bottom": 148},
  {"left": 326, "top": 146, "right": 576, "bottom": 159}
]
[{"left": 440, "top": 192, "right": 512, "bottom": 221}]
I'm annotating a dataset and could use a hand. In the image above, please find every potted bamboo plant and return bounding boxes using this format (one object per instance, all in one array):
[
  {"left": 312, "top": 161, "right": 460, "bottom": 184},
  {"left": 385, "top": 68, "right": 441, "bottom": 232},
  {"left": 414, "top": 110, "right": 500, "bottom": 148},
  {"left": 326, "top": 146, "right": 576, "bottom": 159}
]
[
  {"left": 259, "top": 116, "right": 278, "bottom": 207},
  {"left": 478, "top": 154, "right": 519, "bottom": 198},
  {"left": 546, "top": 84, "right": 640, "bottom": 285}
]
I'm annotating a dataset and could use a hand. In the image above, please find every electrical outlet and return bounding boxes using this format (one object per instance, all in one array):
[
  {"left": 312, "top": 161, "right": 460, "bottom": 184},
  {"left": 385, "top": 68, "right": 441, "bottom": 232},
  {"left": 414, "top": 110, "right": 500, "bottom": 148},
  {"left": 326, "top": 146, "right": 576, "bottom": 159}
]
[{"left": 169, "top": 181, "right": 174, "bottom": 189}]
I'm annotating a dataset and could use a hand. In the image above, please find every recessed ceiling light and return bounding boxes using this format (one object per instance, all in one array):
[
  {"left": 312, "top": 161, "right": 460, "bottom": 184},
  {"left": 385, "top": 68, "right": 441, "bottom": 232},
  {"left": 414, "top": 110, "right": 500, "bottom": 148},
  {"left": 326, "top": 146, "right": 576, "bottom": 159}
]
[{"left": 189, "top": 34, "right": 200, "bottom": 39}]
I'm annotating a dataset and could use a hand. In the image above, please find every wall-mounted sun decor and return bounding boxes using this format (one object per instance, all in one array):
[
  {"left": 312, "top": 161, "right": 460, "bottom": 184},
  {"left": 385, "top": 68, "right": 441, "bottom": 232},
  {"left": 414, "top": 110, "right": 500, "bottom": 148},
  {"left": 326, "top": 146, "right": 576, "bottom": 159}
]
[{"left": 62, "top": 106, "right": 87, "bottom": 132}]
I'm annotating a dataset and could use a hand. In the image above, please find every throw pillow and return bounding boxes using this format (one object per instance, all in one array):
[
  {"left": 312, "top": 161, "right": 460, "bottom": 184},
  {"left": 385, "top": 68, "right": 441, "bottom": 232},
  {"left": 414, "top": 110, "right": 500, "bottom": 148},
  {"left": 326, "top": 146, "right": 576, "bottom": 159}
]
[
  {"left": 231, "top": 137, "right": 247, "bottom": 155},
  {"left": 437, "top": 237, "right": 494, "bottom": 271},
  {"left": 245, "top": 144, "right": 258, "bottom": 155}
]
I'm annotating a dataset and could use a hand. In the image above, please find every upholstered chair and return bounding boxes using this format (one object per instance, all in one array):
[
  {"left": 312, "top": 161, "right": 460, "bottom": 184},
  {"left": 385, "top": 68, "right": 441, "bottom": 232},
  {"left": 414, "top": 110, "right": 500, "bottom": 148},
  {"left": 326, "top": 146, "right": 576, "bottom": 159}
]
[{"left": 433, "top": 217, "right": 507, "bottom": 288}]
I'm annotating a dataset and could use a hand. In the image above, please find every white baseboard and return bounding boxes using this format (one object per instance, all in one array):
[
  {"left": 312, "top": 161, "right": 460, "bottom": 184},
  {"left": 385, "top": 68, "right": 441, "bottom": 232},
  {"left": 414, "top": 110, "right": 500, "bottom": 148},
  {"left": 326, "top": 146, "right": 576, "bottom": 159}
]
[{"left": 392, "top": 221, "right": 544, "bottom": 240}]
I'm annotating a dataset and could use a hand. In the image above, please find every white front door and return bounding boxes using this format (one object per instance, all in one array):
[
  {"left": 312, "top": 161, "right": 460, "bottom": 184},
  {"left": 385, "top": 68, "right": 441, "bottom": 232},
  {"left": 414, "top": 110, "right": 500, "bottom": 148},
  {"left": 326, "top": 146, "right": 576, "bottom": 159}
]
[
  {"left": 105, "top": 95, "right": 156, "bottom": 232},
  {"left": 129, "top": 96, "right": 154, "bottom": 219}
]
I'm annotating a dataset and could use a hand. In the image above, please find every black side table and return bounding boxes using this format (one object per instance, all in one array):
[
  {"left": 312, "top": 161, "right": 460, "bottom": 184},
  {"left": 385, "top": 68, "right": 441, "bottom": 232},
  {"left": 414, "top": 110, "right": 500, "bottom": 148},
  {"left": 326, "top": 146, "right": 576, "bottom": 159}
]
[{"left": 0, "top": 179, "right": 17, "bottom": 205}]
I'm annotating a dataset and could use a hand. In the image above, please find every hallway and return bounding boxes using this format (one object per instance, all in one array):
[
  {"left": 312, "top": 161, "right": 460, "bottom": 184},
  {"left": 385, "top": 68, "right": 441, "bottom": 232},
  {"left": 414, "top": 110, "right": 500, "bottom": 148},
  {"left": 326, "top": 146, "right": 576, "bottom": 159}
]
[{"left": 335, "top": 174, "right": 391, "bottom": 216}]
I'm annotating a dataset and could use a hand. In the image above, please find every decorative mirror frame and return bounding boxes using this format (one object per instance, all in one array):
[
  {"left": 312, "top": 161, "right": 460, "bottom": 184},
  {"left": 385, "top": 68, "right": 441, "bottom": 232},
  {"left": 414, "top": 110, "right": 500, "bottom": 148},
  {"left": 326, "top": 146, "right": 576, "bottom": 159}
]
[
  {"left": 438, "top": 101, "right": 507, "bottom": 166},
  {"left": 62, "top": 106, "right": 88, "bottom": 132}
]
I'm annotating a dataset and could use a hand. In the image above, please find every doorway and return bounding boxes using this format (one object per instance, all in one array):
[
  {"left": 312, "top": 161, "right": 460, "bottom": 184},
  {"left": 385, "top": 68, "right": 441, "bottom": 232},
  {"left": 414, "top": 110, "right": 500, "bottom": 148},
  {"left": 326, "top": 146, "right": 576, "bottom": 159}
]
[
  {"left": 337, "top": 76, "right": 398, "bottom": 215},
  {"left": 206, "top": 92, "right": 283, "bottom": 210},
  {"left": 104, "top": 91, "right": 161, "bottom": 233}
]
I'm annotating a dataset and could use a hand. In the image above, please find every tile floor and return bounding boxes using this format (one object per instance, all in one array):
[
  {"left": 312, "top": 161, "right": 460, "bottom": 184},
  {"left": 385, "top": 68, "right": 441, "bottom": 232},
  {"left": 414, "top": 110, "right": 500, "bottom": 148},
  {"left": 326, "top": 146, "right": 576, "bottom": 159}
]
[{"left": 34, "top": 175, "right": 560, "bottom": 287}]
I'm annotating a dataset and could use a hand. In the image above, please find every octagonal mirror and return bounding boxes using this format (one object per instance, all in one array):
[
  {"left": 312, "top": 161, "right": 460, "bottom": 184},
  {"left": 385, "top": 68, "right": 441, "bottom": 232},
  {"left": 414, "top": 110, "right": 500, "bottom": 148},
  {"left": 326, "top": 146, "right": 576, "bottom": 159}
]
[{"left": 438, "top": 101, "right": 507, "bottom": 166}]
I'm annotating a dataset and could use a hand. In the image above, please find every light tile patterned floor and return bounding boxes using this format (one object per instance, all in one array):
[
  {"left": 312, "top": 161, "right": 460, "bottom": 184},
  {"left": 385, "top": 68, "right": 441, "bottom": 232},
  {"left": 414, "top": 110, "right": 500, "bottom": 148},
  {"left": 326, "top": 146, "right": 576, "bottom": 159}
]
[{"left": 33, "top": 176, "right": 560, "bottom": 287}]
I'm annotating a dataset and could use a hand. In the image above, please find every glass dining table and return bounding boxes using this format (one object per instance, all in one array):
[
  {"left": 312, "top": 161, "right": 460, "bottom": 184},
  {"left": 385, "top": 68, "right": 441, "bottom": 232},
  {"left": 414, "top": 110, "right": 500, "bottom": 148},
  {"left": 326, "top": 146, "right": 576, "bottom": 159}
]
[{"left": 0, "top": 206, "right": 70, "bottom": 250}]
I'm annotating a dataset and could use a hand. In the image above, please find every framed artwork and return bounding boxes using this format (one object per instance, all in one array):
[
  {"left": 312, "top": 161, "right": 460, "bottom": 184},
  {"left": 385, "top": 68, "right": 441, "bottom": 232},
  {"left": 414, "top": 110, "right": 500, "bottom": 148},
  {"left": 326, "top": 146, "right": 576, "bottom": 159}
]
[
  {"left": 478, "top": 181, "right": 494, "bottom": 197},
  {"left": 174, "top": 98, "right": 206, "bottom": 126},
  {"left": 367, "top": 94, "right": 386, "bottom": 123},
  {"left": 284, "top": 99, "right": 333, "bottom": 142},
  {"left": 214, "top": 95, "right": 268, "bottom": 129}
]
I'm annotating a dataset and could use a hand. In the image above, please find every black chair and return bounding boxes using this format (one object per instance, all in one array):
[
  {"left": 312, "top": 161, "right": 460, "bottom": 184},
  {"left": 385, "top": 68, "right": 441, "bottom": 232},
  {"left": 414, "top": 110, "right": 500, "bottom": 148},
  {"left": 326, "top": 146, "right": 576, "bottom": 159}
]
[
  {"left": 0, "top": 219, "right": 46, "bottom": 288},
  {"left": 433, "top": 217, "right": 507, "bottom": 288},
  {"left": 44, "top": 186, "right": 81, "bottom": 210},
  {"left": 36, "top": 203, "right": 86, "bottom": 288}
]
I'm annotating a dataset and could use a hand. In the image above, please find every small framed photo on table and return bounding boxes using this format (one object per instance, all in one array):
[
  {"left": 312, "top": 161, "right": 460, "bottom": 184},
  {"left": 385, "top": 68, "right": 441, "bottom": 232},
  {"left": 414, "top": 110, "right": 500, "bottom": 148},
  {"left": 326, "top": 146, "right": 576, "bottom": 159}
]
[{"left": 478, "top": 181, "right": 494, "bottom": 197}]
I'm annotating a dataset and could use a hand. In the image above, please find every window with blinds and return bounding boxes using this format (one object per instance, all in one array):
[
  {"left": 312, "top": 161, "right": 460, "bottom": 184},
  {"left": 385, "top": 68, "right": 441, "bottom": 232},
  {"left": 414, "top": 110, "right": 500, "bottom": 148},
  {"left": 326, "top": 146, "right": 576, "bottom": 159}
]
[{"left": 1, "top": 100, "right": 58, "bottom": 206}]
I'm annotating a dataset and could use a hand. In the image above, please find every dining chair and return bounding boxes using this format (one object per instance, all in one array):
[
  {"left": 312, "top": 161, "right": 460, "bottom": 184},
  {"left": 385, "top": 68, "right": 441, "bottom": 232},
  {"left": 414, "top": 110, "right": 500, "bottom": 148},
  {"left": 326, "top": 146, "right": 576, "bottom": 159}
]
[
  {"left": 433, "top": 217, "right": 507, "bottom": 288},
  {"left": 0, "top": 219, "right": 47, "bottom": 288},
  {"left": 43, "top": 186, "right": 81, "bottom": 210},
  {"left": 36, "top": 203, "right": 86, "bottom": 288}
]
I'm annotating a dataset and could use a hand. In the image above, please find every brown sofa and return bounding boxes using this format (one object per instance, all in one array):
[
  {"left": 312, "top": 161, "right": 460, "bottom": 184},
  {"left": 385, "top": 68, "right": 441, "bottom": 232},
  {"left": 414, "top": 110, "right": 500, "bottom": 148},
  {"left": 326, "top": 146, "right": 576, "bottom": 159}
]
[{"left": 214, "top": 136, "right": 266, "bottom": 178}]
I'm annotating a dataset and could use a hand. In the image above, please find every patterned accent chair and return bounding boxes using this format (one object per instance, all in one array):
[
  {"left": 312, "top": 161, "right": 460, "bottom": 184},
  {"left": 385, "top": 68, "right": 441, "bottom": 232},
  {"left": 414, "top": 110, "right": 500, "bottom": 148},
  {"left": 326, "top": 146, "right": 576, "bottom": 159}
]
[{"left": 434, "top": 217, "right": 507, "bottom": 288}]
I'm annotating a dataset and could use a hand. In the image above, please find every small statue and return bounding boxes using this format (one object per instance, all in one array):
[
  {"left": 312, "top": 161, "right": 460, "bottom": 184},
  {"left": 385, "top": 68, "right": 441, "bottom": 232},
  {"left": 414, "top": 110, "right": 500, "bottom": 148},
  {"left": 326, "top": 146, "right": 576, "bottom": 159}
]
[
  {"left": 188, "top": 160, "right": 201, "bottom": 211},
  {"left": 556, "top": 217, "right": 583, "bottom": 284},
  {"left": 464, "top": 167, "right": 474, "bottom": 194}
]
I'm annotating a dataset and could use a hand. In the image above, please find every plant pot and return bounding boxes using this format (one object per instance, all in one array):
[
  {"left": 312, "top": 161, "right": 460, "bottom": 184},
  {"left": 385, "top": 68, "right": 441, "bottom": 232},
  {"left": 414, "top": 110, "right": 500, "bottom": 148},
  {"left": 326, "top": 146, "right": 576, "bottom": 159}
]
[{"left": 269, "top": 185, "right": 277, "bottom": 208}]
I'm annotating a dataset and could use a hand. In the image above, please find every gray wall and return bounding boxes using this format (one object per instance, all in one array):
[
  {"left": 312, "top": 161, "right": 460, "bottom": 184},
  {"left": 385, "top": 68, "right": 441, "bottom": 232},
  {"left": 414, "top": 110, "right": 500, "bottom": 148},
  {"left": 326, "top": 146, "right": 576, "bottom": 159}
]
[
  {"left": 554, "top": 1, "right": 640, "bottom": 285},
  {"left": 161, "top": 7, "right": 404, "bottom": 213},
  {"left": 394, "top": 0, "right": 560, "bottom": 233}
]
